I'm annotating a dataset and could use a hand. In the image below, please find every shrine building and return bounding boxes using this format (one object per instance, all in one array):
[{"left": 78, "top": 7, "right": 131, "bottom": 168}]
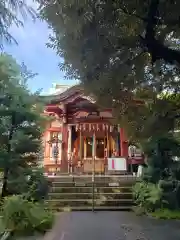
[{"left": 42, "top": 84, "right": 144, "bottom": 175}]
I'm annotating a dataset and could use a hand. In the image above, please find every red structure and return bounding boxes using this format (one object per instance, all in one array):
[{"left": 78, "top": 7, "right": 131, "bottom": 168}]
[{"left": 43, "top": 85, "right": 144, "bottom": 174}]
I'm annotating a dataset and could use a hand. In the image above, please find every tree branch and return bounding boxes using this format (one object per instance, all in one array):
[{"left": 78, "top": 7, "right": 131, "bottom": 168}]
[
  {"left": 139, "top": 0, "right": 180, "bottom": 65},
  {"left": 118, "top": 6, "right": 147, "bottom": 22}
]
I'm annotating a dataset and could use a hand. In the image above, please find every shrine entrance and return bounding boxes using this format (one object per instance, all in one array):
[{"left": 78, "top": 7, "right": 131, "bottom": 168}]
[
  {"left": 68, "top": 123, "right": 121, "bottom": 174},
  {"left": 43, "top": 84, "right": 145, "bottom": 176}
]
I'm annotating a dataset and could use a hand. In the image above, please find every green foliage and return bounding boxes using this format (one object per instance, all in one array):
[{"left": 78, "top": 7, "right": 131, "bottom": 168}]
[
  {"left": 143, "top": 134, "right": 180, "bottom": 183},
  {"left": 40, "top": 0, "right": 180, "bottom": 81},
  {"left": 25, "top": 168, "right": 52, "bottom": 202},
  {"left": 121, "top": 92, "right": 180, "bottom": 142},
  {"left": 0, "top": 53, "right": 48, "bottom": 198},
  {"left": 5, "top": 167, "right": 51, "bottom": 202},
  {"left": 158, "top": 179, "right": 180, "bottom": 210},
  {"left": 0, "top": 0, "right": 36, "bottom": 47},
  {"left": 150, "top": 209, "right": 180, "bottom": 219},
  {"left": 134, "top": 134, "right": 180, "bottom": 214},
  {"left": 0, "top": 195, "right": 54, "bottom": 235},
  {"left": 132, "top": 182, "right": 162, "bottom": 212},
  {"left": 39, "top": 0, "right": 180, "bottom": 142}
]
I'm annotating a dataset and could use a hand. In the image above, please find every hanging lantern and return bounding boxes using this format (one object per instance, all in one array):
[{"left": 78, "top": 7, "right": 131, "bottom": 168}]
[
  {"left": 79, "top": 124, "right": 82, "bottom": 131},
  {"left": 75, "top": 124, "right": 79, "bottom": 131},
  {"left": 89, "top": 124, "right": 92, "bottom": 132},
  {"left": 92, "top": 124, "right": 95, "bottom": 131},
  {"left": 106, "top": 124, "right": 109, "bottom": 131},
  {"left": 83, "top": 124, "right": 86, "bottom": 131},
  {"left": 97, "top": 124, "right": 100, "bottom": 131}
]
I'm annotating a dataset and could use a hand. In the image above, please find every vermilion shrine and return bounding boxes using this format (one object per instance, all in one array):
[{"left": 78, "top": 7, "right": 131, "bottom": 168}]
[{"left": 43, "top": 85, "right": 144, "bottom": 174}]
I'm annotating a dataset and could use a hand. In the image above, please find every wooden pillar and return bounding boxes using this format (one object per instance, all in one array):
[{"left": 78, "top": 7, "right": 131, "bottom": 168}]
[
  {"left": 44, "top": 131, "right": 50, "bottom": 158},
  {"left": 84, "top": 137, "right": 87, "bottom": 159},
  {"left": 79, "top": 126, "right": 82, "bottom": 160},
  {"left": 92, "top": 131, "right": 96, "bottom": 174},
  {"left": 61, "top": 124, "right": 68, "bottom": 172},
  {"left": 107, "top": 130, "right": 109, "bottom": 157},
  {"left": 120, "top": 128, "right": 128, "bottom": 157},
  {"left": 44, "top": 131, "right": 50, "bottom": 170},
  {"left": 67, "top": 125, "right": 72, "bottom": 173}
]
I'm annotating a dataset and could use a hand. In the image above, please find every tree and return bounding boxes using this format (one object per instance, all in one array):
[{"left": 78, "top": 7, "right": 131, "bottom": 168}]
[
  {"left": 39, "top": 0, "right": 180, "bottom": 141},
  {"left": 0, "top": 53, "right": 47, "bottom": 198},
  {"left": 0, "top": 0, "right": 37, "bottom": 47},
  {"left": 113, "top": 91, "right": 180, "bottom": 143},
  {"left": 39, "top": 0, "right": 180, "bottom": 88}
]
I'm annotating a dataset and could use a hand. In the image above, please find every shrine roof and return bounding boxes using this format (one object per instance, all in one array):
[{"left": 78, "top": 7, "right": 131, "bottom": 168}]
[
  {"left": 41, "top": 84, "right": 83, "bottom": 104},
  {"left": 41, "top": 83, "right": 145, "bottom": 110}
]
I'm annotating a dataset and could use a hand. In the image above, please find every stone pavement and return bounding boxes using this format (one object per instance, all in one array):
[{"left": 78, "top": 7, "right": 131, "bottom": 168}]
[{"left": 44, "top": 211, "right": 180, "bottom": 240}]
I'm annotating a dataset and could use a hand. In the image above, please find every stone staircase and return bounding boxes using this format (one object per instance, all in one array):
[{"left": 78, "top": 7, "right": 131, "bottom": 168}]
[{"left": 46, "top": 175, "right": 137, "bottom": 211}]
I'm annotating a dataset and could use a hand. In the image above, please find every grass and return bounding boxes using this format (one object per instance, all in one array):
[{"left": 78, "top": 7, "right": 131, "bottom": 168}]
[
  {"left": 132, "top": 206, "right": 180, "bottom": 219},
  {"left": 150, "top": 209, "right": 180, "bottom": 219}
]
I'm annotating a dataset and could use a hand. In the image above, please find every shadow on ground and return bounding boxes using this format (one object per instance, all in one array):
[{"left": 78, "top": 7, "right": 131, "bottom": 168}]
[{"left": 44, "top": 211, "right": 180, "bottom": 240}]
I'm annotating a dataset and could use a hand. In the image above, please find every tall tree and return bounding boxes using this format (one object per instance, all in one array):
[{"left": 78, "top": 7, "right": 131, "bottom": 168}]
[
  {"left": 0, "top": 53, "right": 46, "bottom": 197},
  {"left": 0, "top": 0, "right": 37, "bottom": 47},
  {"left": 39, "top": 0, "right": 180, "bottom": 140},
  {"left": 39, "top": 0, "right": 180, "bottom": 87}
]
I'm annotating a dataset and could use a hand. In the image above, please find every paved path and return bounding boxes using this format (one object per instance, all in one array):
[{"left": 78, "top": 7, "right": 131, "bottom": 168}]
[{"left": 45, "top": 212, "right": 180, "bottom": 240}]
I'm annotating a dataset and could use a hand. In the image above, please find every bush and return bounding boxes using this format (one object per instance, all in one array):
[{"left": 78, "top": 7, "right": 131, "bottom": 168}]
[
  {"left": 158, "top": 179, "right": 180, "bottom": 209},
  {"left": 132, "top": 181, "right": 162, "bottom": 212},
  {"left": 0, "top": 195, "right": 54, "bottom": 236},
  {"left": 6, "top": 168, "right": 51, "bottom": 202},
  {"left": 26, "top": 168, "right": 52, "bottom": 202},
  {"left": 150, "top": 208, "right": 180, "bottom": 219}
]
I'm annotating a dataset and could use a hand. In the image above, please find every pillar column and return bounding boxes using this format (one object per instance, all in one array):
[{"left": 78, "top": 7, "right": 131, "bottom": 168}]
[
  {"left": 92, "top": 132, "right": 96, "bottom": 177},
  {"left": 67, "top": 125, "right": 72, "bottom": 173},
  {"left": 44, "top": 131, "right": 50, "bottom": 158},
  {"left": 79, "top": 126, "right": 82, "bottom": 159},
  {"left": 120, "top": 128, "right": 128, "bottom": 157},
  {"left": 61, "top": 124, "right": 68, "bottom": 172},
  {"left": 84, "top": 137, "right": 87, "bottom": 159},
  {"left": 44, "top": 131, "right": 50, "bottom": 170},
  {"left": 107, "top": 130, "right": 109, "bottom": 157}
]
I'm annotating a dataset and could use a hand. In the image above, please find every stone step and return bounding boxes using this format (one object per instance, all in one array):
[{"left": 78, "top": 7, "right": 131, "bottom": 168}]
[
  {"left": 46, "top": 175, "right": 136, "bottom": 211},
  {"left": 48, "top": 175, "right": 137, "bottom": 183},
  {"left": 51, "top": 181, "right": 134, "bottom": 188},
  {"left": 46, "top": 198, "right": 134, "bottom": 207},
  {"left": 48, "top": 192, "right": 132, "bottom": 199},
  {"left": 50, "top": 186, "right": 132, "bottom": 193},
  {"left": 48, "top": 206, "right": 132, "bottom": 211}
]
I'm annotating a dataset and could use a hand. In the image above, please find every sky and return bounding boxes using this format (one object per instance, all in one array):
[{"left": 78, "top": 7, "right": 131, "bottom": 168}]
[{"left": 3, "top": 1, "right": 76, "bottom": 95}]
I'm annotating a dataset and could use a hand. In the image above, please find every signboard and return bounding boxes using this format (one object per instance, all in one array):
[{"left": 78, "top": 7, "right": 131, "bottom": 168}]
[{"left": 108, "top": 158, "right": 127, "bottom": 171}]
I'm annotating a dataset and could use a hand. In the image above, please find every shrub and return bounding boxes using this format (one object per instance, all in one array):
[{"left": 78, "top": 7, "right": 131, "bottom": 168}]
[
  {"left": 150, "top": 208, "right": 180, "bottom": 219},
  {"left": 26, "top": 168, "right": 52, "bottom": 202},
  {"left": 6, "top": 168, "right": 51, "bottom": 202},
  {"left": 1, "top": 195, "right": 54, "bottom": 236},
  {"left": 159, "top": 179, "right": 180, "bottom": 209},
  {"left": 132, "top": 181, "right": 162, "bottom": 212}
]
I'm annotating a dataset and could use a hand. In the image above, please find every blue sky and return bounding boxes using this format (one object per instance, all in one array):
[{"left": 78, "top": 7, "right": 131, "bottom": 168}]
[{"left": 4, "top": 1, "right": 75, "bottom": 94}]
